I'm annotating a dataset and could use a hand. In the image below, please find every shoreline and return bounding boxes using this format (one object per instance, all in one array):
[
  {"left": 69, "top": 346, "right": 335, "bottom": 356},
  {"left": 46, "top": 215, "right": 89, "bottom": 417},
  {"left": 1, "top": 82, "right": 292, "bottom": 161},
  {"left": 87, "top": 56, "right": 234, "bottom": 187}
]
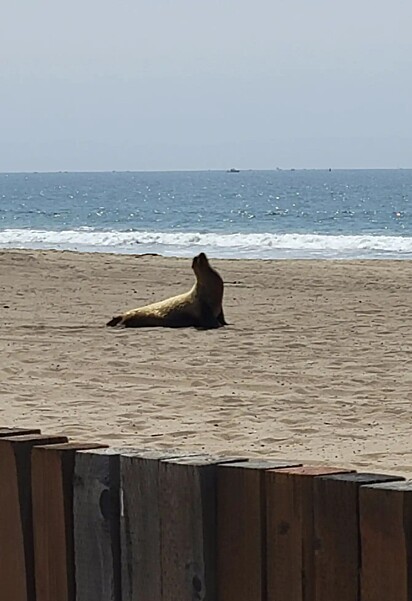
[
  {"left": 2, "top": 246, "right": 412, "bottom": 262},
  {"left": 1, "top": 249, "right": 412, "bottom": 477}
]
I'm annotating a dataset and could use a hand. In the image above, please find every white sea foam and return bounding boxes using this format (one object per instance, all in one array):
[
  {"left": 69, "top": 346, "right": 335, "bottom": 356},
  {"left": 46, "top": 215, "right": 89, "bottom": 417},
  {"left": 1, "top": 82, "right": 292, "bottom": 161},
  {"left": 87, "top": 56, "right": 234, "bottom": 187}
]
[{"left": 1, "top": 228, "right": 412, "bottom": 259}]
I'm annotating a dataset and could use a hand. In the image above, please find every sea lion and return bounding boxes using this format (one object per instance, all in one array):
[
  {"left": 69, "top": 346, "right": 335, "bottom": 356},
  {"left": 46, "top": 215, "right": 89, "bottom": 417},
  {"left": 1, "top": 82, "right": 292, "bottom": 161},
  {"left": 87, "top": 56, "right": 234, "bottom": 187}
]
[{"left": 106, "top": 252, "right": 227, "bottom": 329}]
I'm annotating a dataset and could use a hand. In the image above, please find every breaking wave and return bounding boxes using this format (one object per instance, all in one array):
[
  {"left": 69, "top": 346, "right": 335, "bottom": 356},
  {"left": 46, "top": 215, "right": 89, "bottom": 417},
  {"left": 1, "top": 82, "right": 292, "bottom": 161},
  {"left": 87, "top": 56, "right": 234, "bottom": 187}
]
[{"left": 1, "top": 228, "right": 412, "bottom": 259}]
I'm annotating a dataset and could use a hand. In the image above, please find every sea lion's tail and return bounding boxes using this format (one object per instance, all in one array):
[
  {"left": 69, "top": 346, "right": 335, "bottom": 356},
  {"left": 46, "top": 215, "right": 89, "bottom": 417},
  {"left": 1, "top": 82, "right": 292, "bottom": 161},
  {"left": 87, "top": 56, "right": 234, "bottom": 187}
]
[{"left": 106, "top": 315, "right": 123, "bottom": 327}]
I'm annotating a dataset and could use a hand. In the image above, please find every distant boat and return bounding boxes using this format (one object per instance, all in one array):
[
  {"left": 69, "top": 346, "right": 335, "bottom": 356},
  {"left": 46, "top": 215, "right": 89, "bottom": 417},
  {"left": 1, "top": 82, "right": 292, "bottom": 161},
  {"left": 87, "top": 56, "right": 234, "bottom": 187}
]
[{"left": 227, "top": 168, "right": 240, "bottom": 173}]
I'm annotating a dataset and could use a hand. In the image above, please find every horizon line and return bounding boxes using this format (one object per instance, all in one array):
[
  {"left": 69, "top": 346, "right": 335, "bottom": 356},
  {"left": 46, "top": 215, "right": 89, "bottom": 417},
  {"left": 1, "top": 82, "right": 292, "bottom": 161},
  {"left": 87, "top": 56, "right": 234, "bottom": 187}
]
[{"left": 1, "top": 167, "right": 411, "bottom": 175}]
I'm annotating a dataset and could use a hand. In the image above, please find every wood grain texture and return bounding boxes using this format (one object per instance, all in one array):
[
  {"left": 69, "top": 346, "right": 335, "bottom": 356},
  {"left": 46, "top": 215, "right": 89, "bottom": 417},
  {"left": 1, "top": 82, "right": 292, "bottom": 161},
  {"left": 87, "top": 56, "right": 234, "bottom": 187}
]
[
  {"left": 313, "top": 472, "right": 402, "bottom": 601},
  {"left": 32, "top": 442, "right": 106, "bottom": 601},
  {"left": 266, "top": 465, "right": 352, "bottom": 601},
  {"left": 120, "top": 449, "right": 189, "bottom": 601},
  {"left": 73, "top": 448, "right": 122, "bottom": 601},
  {"left": 159, "top": 455, "right": 235, "bottom": 601},
  {"left": 217, "top": 459, "right": 301, "bottom": 601},
  {"left": 0, "top": 434, "right": 68, "bottom": 601},
  {"left": 360, "top": 480, "right": 412, "bottom": 601}
]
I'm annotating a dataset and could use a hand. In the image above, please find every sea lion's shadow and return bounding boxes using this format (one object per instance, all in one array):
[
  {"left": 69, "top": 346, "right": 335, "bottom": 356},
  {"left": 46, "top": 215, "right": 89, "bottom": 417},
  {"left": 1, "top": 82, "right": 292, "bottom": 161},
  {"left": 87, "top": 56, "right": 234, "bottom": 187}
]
[
  {"left": 194, "top": 323, "right": 230, "bottom": 332},
  {"left": 16, "top": 325, "right": 101, "bottom": 332}
]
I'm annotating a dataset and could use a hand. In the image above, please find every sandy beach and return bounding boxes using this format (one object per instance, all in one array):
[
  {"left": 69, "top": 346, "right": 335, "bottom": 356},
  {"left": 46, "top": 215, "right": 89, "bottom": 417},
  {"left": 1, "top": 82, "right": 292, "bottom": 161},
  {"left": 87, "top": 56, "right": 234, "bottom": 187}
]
[{"left": 1, "top": 249, "right": 412, "bottom": 477}]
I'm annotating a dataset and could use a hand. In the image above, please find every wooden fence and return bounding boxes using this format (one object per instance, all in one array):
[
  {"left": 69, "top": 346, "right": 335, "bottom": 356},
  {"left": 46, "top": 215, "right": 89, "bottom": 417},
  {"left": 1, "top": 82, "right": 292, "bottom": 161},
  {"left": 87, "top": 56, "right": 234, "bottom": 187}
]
[{"left": 0, "top": 426, "right": 411, "bottom": 601}]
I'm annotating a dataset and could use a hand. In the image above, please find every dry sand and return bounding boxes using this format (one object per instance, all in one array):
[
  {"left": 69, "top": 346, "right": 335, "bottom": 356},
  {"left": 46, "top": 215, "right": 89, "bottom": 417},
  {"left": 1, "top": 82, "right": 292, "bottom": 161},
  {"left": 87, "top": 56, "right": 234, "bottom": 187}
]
[{"left": 1, "top": 249, "right": 412, "bottom": 477}]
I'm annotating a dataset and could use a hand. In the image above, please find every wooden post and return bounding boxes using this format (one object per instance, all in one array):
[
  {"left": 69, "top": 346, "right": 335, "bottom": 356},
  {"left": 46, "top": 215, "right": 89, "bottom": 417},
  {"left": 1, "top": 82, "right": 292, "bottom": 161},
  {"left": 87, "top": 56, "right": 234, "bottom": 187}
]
[
  {"left": 360, "top": 480, "right": 412, "bottom": 601},
  {"left": 266, "top": 465, "right": 352, "bottom": 601},
  {"left": 217, "top": 459, "right": 301, "bottom": 601},
  {"left": 0, "top": 433, "right": 68, "bottom": 601},
  {"left": 313, "top": 472, "right": 403, "bottom": 601},
  {"left": 31, "top": 442, "right": 107, "bottom": 601},
  {"left": 73, "top": 448, "right": 126, "bottom": 601},
  {"left": 120, "top": 449, "right": 194, "bottom": 601},
  {"left": 159, "top": 455, "right": 244, "bottom": 601}
]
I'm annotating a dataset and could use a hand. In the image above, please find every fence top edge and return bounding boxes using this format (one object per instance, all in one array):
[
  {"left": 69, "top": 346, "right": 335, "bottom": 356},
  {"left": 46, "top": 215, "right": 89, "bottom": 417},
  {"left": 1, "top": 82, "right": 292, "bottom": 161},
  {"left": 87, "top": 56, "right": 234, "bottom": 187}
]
[
  {"left": 316, "top": 472, "right": 404, "bottom": 484},
  {"left": 361, "top": 479, "right": 412, "bottom": 492},
  {"left": 75, "top": 446, "right": 137, "bottom": 456},
  {"left": 160, "top": 455, "right": 247, "bottom": 466},
  {"left": 32, "top": 442, "right": 108, "bottom": 452},
  {"left": 266, "top": 465, "right": 354, "bottom": 477},
  {"left": 218, "top": 459, "right": 301, "bottom": 470},
  {"left": 0, "top": 427, "right": 41, "bottom": 436},
  {"left": 120, "top": 449, "right": 201, "bottom": 461},
  {"left": 0, "top": 434, "right": 68, "bottom": 445}
]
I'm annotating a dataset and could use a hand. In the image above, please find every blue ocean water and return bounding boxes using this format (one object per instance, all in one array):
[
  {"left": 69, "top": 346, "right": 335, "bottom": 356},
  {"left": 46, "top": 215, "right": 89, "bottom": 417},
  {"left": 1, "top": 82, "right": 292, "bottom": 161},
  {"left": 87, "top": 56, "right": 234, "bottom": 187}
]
[{"left": 1, "top": 170, "right": 412, "bottom": 259}]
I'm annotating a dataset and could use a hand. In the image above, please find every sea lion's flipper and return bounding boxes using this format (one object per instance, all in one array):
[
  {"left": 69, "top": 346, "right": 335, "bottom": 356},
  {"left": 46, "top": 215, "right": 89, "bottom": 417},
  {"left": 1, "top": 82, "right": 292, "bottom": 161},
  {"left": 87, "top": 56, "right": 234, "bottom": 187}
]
[
  {"left": 197, "top": 302, "right": 222, "bottom": 330},
  {"left": 217, "top": 309, "right": 227, "bottom": 326},
  {"left": 106, "top": 315, "right": 123, "bottom": 327}
]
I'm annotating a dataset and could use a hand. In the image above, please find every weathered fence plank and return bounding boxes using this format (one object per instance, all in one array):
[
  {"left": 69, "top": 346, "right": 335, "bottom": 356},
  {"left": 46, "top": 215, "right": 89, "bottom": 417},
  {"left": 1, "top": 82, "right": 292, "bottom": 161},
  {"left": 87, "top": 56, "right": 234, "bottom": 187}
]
[
  {"left": 360, "top": 480, "right": 412, "bottom": 601},
  {"left": 217, "top": 459, "right": 301, "bottom": 601},
  {"left": 120, "top": 449, "right": 192, "bottom": 601},
  {"left": 73, "top": 448, "right": 125, "bottom": 601},
  {"left": 0, "top": 433, "right": 68, "bottom": 601},
  {"left": 313, "top": 472, "right": 403, "bottom": 601},
  {"left": 32, "top": 442, "right": 106, "bottom": 601},
  {"left": 266, "top": 465, "right": 352, "bottom": 601},
  {"left": 159, "top": 455, "right": 242, "bottom": 601}
]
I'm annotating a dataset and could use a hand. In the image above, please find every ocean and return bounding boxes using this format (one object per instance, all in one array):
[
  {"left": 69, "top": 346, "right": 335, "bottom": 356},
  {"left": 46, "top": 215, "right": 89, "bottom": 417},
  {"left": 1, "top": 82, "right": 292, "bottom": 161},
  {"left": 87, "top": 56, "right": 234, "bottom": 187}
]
[{"left": 1, "top": 169, "right": 412, "bottom": 259}]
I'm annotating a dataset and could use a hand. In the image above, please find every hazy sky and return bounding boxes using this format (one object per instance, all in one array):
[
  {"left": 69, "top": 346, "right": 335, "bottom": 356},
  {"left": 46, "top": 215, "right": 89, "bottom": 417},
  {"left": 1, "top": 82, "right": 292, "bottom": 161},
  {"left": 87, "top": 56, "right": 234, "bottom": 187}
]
[{"left": 1, "top": 0, "right": 411, "bottom": 171}]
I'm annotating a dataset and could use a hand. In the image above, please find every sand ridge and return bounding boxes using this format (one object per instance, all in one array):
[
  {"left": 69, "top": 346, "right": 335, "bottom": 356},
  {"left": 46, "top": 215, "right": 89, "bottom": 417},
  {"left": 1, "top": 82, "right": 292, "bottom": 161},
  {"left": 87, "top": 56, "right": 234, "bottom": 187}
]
[{"left": 1, "top": 249, "right": 411, "bottom": 476}]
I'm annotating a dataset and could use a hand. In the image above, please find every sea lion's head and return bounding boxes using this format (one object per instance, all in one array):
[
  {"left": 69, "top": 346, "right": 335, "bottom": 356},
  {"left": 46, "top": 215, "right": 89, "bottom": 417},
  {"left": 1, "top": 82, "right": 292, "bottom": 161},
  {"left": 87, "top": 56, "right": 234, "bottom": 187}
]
[
  {"left": 192, "top": 252, "right": 209, "bottom": 275},
  {"left": 192, "top": 252, "right": 223, "bottom": 296}
]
